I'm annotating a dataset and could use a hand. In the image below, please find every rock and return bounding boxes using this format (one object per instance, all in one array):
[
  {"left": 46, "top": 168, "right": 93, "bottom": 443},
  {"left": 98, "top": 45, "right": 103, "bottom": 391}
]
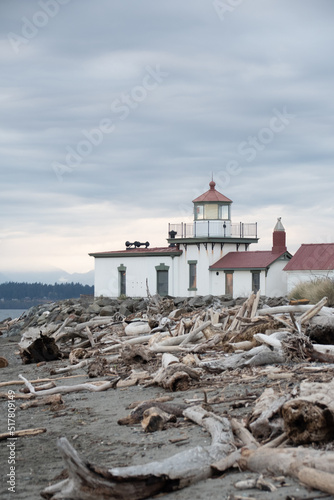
[
  {"left": 235, "top": 297, "right": 247, "bottom": 306},
  {"left": 202, "top": 295, "right": 213, "bottom": 305},
  {"left": 188, "top": 296, "right": 205, "bottom": 308},
  {"left": 86, "top": 303, "right": 101, "bottom": 314},
  {"left": 173, "top": 297, "right": 187, "bottom": 306},
  {"left": 100, "top": 306, "right": 117, "bottom": 317},
  {"left": 132, "top": 298, "right": 147, "bottom": 312},
  {"left": 124, "top": 321, "right": 151, "bottom": 336},
  {"left": 220, "top": 300, "right": 236, "bottom": 308},
  {"left": 95, "top": 297, "right": 116, "bottom": 307}
]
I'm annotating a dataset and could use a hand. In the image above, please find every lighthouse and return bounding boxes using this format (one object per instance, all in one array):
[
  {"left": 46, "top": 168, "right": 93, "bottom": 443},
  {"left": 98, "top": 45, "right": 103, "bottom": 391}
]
[
  {"left": 90, "top": 180, "right": 290, "bottom": 298},
  {"left": 168, "top": 180, "right": 258, "bottom": 248}
]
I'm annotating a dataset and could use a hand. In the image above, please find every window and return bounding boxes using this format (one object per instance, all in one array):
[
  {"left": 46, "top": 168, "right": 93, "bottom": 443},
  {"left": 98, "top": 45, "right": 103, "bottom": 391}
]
[
  {"left": 188, "top": 261, "right": 197, "bottom": 290},
  {"left": 195, "top": 205, "right": 204, "bottom": 220},
  {"left": 218, "top": 204, "right": 229, "bottom": 220},
  {"left": 252, "top": 271, "right": 260, "bottom": 293},
  {"left": 225, "top": 271, "right": 233, "bottom": 296},
  {"left": 204, "top": 203, "right": 218, "bottom": 219}
]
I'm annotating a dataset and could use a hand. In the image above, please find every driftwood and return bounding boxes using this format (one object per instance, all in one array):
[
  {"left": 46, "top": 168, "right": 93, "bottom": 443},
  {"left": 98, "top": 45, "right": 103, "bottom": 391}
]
[
  {"left": 41, "top": 406, "right": 235, "bottom": 500},
  {"left": 257, "top": 301, "right": 333, "bottom": 317},
  {"left": 0, "top": 427, "right": 46, "bottom": 441},
  {"left": 118, "top": 400, "right": 186, "bottom": 426},
  {"left": 141, "top": 406, "right": 177, "bottom": 432},
  {"left": 120, "top": 345, "right": 153, "bottom": 364},
  {"left": 152, "top": 358, "right": 201, "bottom": 391},
  {"left": 0, "top": 356, "right": 9, "bottom": 367},
  {"left": 238, "top": 447, "right": 334, "bottom": 496},
  {"left": 248, "top": 387, "right": 289, "bottom": 440},
  {"left": 281, "top": 378, "right": 334, "bottom": 444},
  {"left": 19, "top": 332, "right": 61, "bottom": 364},
  {"left": 20, "top": 393, "right": 63, "bottom": 410},
  {"left": 19, "top": 374, "right": 118, "bottom": 396},
  {"left": 200, "top": 345, "right": 285, "bottom": 373}
]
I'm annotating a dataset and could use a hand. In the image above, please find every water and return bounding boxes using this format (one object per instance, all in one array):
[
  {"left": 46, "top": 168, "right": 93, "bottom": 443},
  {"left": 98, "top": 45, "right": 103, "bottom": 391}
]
[{"left": 0, "top": 309, "right": 26, "bottom": 322}]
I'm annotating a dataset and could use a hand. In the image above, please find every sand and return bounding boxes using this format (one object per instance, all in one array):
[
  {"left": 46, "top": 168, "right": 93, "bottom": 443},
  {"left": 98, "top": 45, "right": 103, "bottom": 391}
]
[{"left": 0, "top": 334, "right": 332, "bottom": 500}]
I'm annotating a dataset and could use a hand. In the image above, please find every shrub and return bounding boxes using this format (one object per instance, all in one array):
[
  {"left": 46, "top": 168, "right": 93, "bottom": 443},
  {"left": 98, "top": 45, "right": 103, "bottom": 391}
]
[{"left": 289, "top": 277, "right": 334, "bottom": 307}]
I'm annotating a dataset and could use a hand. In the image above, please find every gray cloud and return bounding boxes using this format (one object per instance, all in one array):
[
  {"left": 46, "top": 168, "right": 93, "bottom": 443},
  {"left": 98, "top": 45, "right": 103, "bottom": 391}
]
[{"left": 1, "top": 0, "right": 334, "bottom": 272}]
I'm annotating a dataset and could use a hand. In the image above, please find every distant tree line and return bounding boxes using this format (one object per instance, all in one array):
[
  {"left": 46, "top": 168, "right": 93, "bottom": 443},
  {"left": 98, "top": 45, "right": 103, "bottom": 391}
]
[{"left": 0, "top": 282, "right": 94, "bottom": 301}]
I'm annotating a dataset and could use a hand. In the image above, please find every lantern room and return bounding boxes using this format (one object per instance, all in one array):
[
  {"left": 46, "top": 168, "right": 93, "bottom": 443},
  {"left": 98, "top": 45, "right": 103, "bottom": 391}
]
[{"left": 192, "top": 180, "right": 232, "bottom": 221}]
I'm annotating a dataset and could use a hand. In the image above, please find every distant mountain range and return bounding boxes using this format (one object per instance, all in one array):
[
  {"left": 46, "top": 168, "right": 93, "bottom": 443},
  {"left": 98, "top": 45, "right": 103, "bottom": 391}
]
[{"left": 0, "top": 268, "right": 94, "bottom": 286}]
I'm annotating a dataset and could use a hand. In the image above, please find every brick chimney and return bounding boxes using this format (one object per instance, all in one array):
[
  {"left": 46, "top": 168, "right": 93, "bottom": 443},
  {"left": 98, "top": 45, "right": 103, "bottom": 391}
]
[{"left": 272, "top": 217, "right": 287, "bottom": 253}]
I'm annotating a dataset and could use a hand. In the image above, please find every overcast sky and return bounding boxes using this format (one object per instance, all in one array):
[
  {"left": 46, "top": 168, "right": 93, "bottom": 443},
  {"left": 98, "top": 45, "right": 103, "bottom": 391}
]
[{"left": 1, "top": 0, "right": 334, "bottom": 274}]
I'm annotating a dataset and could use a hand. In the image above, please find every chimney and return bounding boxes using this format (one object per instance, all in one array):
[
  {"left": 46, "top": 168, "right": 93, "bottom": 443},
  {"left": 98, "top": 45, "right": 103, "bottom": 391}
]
[{"left": 272, "top": 217, "right": 287, "bottom": 253}]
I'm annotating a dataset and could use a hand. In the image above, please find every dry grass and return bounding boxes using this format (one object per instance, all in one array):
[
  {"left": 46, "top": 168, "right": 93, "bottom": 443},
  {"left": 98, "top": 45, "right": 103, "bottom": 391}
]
[{"left": 289, "top": 277, "right": 334, "bottom": 307}]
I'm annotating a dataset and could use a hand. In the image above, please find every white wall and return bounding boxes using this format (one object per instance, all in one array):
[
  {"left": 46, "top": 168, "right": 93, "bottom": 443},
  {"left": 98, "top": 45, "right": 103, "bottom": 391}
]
[
  {"left": 94, "top": 255, "right": 177, "bottom": 297},
  {"left": 209, "top": 259, "right": 289, "bottom": 298},
  {"left": 286, "top": 270, "right": 334, "bottom": 294},
  {"left": 266, "top": 259, "right": 289, "bottom": 297},
  {"left": 93, "top": 243, "right": 289, "bottom": 299},
  {"left": 175, "top": 242, "right": 237, "bottom": 296}
]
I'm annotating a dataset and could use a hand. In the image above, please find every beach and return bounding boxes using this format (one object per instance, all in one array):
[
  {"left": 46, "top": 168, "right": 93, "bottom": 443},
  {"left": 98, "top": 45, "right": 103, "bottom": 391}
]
[{"left": 0, "top": 331, "right": 332, "bottom": 500}]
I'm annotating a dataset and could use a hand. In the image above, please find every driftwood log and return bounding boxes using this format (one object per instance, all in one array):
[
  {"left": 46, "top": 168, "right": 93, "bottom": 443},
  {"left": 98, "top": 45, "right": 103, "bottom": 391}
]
[
  {"left": 238, "top": 447, "right": 334, "bottom": 496},
  {"left": 0, "top": 427, "right": 46, "bottom": 441},
  {"left": 118, "top": 400, "right": 186, "bottom": 426},
  {"left": 282, "top": 378, "right": 334, "bottom": 444},
  {"left": 141, "top": 407, "right": 177, "bottom": 432},
  {"left": 41, "top": 406, "right": 235, "bottom": 500}
]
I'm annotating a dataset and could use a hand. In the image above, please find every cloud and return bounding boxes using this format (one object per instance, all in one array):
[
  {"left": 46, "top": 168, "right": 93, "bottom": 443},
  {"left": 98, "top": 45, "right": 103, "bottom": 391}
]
[{"left": 0, "top": 0, "right": 333, "bottom": 274}]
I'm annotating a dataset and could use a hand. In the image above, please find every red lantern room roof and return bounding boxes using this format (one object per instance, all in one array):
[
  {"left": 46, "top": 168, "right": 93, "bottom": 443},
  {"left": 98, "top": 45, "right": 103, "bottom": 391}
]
[{"left": 192, "top": 181, "right": 232, "bottom": 203}]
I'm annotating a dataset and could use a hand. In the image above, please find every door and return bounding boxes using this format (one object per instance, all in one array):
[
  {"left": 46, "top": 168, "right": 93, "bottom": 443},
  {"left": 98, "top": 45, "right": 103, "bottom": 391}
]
[
  {"left": 225, "top": 272, "right": 233, "bottom": 296},
  {"left": 157, "top": 270, "right": 168, "bottom": 296}
]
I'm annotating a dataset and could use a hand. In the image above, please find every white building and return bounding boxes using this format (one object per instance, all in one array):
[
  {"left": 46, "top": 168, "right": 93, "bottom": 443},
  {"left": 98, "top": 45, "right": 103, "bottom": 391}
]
[
  {"left": 89, "top": 182, "right": 291, "bottom": 298},
  {"left": 284, "top": 243, "right": 334, "bottom": 294}
]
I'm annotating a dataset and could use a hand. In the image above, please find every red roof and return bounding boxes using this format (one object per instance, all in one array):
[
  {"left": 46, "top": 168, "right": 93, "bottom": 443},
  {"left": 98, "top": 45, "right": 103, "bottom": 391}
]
[
  {"left": 89, "top": 246, "right": 182, "bottom": 257},
  {"left": 210, "top": 250, "right": 288, "bottom": 270},
  {"left": 284, "top": 243, "right": 334, "bottom": 271},
  {"left": 192, "top": 181, "right": 232, "bottom": 203}
]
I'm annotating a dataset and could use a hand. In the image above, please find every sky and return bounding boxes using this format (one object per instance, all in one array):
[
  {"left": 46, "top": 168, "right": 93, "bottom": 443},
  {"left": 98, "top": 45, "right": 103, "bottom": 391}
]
[{"left": 1, "top": 0, "right": 334, "bottom": 275}]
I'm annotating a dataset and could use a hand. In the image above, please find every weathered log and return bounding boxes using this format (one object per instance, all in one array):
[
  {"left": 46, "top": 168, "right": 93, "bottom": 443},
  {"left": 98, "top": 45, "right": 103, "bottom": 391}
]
[
  {"left": 19, "top": 331, "right": 62, "bottom": 364},
  {"left": 0, "top": 427, "right": 46, "bottom": 441},
  {"left": 0, "top": 356, "right": 9, "bottom": 367},
  {"left": 281, "top": 377, "right": 334, "bottom": 444},
  {"left": 118, "top": 400, "right": 186, "bottom": 426},
  {"left": 257, "top": 303, "right": 333, "bottom": 317},
  {"left": 199, "top": 345, "right": 285, "bottom": 373},
  {"left": 19, "top": 374, "right": 118, "bottom": 396},
  {"left": 282, "top": 399, "right": 334, "bottom": 444},
  {"left": 41, "top": 407, "right": 235, "bottom": 500},
  {"left": 238, "top": 447, "right": 334, "bottom": 496},
  {"left": 180, "top": 320, "right": 211, "bottom": 346},
  {"left": 20, "top": 393, "right": 63, "bottom": 410},
  {"left": 0, "top": 374, "right": 86, "bottom": 388},
  {"left": 152, "top": 363, "right": 201, "bottom": 391},
  {"left": 234, "top": 474, "right": 277, "bottom": 492},
  {"left": 230, "top": 418, "right": 259, "bottom": 449},
  {"left": 21, "top": 381, "right": 56, "bottom": 392},
  {"left": 120, "top": 345, "right": 153, "bottom": 364},
  {"left": 141, "top": 407, "right": 177, "bottom": 432},
  {"left": 298, "top": 296, "right": 328, "bottom": 324},
  {"left": 248, "top": 387, "right": 289, "bottom": 440},
  {"left": 101, "top": 332, "right": 170, "bottom": 353},
  {"left": 49, "top": 359, "right": 90, "bottom": 375}
]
